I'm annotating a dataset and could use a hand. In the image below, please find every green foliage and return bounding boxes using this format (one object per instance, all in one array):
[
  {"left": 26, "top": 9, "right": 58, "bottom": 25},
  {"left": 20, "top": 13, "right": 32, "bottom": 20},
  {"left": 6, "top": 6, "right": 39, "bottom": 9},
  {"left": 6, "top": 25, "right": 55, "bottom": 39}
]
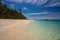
[{"left": 0, "top": 0, "right": 27, "bottom": 19}]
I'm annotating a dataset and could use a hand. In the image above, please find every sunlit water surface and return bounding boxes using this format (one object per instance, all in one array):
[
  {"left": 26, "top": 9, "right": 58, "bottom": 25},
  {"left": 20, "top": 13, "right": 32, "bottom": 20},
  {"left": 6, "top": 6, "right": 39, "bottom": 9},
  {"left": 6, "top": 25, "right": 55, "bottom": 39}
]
[{"left": 26, "top": 20, "right": 60, "bottom": 40}]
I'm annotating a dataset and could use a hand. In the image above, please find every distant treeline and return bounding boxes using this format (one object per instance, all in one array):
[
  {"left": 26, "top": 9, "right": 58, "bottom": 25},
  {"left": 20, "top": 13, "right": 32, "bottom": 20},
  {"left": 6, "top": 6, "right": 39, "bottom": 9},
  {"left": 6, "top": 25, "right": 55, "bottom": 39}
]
[{"left": 0, "top": 0, "right": 27, "bottom": 19}]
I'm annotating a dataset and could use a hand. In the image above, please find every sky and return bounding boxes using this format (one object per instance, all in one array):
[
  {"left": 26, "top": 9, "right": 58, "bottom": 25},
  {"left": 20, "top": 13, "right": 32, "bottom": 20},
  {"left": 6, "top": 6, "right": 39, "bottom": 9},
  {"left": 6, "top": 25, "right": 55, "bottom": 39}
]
[{"left": 2, "top": 0, "right": 60, "bottom": 20}]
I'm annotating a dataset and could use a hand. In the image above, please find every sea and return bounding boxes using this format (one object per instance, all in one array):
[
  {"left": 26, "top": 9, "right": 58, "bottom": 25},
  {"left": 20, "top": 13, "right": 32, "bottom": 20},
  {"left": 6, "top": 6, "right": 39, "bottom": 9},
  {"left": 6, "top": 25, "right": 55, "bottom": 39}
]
[{"left": 26, "top": 20, "right": 60, "bottom": 40}]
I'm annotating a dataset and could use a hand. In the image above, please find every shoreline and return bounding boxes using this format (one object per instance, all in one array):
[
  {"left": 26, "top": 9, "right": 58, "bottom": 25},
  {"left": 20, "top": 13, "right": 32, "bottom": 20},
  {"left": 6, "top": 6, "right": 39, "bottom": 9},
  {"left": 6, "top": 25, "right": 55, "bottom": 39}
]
[
  {"left": 0, "top": 19, "right": 34, "bottom": 40},
  {"left": 0, "top": 19, "right": 34, "bottom": 32}
]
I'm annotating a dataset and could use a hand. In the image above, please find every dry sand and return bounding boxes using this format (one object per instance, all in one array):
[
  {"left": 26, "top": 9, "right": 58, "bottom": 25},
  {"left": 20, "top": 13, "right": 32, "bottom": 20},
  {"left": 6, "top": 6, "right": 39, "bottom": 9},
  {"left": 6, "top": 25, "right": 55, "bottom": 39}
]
[{"left": 0, "top": 19, "right": 34, "bottom": 40}]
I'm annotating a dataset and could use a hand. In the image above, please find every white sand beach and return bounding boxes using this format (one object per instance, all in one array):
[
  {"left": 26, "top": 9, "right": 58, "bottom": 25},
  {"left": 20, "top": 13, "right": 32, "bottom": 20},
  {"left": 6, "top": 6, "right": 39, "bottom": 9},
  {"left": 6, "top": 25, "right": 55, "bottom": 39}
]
[
  {"left": 0, "top": 19, "right": 34, "bottom": 40},
  {"left": 0, "top": 19, "right": 60, "bottom": 40}
]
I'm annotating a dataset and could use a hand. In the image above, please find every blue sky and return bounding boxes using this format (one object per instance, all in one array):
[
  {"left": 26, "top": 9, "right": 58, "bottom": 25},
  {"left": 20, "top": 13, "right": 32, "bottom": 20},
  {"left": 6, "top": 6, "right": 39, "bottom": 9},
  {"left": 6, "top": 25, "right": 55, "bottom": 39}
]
[{"left": 2, "top": 0, "right": 60, "bottom": 20}]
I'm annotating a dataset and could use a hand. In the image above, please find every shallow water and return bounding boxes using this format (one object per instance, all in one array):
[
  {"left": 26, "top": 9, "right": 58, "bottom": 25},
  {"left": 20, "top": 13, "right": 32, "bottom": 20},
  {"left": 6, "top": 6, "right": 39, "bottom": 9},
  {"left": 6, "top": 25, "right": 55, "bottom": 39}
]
[{"left": 27, "top": 20, "right": 60, "bottom": 40}]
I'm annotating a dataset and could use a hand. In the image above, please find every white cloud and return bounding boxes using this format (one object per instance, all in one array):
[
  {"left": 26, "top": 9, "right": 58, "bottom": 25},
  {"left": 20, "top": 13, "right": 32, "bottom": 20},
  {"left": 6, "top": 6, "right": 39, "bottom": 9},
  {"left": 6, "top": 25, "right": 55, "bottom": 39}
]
[
  {"left": 10, "top": 4, "right": 15, "bottom": 8},
  {"left": 22, "top": 7, "right": 28, "bottom": 10},
  {"left": 11, "top": 4, "right": 15, "bottom": 6},
  {"left": 37, "top": 0, "right": 48, "bottom": 6},
  {"left": 25, "top": 12, "right": 49, "bottom": 16},
  {"left": 6, "top": 0, "right": 60, "bottom": 7},
  {"left": 23, "top": 7, "right": 27, "bottom": 9},
  {"left": 7, "top": 0, "right": 23, "bottom": 3},
  {"left": 25, "top": 12, "right": 60, "bottom": 20},
  {"left": 6, "top": 0, "right": 48, "bottom": 6},
  {"left": 25, "top": 0, "right": 32, "bottom": 3},
  {"left": 43, "top": 0, "right": 60, "bottom": 7},
  {"left": 31, "top": 0, "right": 37, "bottom": 4}
]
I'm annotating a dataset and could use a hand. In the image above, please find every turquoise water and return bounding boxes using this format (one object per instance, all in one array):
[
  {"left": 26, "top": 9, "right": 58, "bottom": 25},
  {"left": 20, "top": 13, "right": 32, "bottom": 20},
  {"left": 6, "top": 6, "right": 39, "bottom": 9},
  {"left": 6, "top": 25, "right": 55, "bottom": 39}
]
[{"left": 27, "top": 21, "right": 60, "bottom": 40}]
